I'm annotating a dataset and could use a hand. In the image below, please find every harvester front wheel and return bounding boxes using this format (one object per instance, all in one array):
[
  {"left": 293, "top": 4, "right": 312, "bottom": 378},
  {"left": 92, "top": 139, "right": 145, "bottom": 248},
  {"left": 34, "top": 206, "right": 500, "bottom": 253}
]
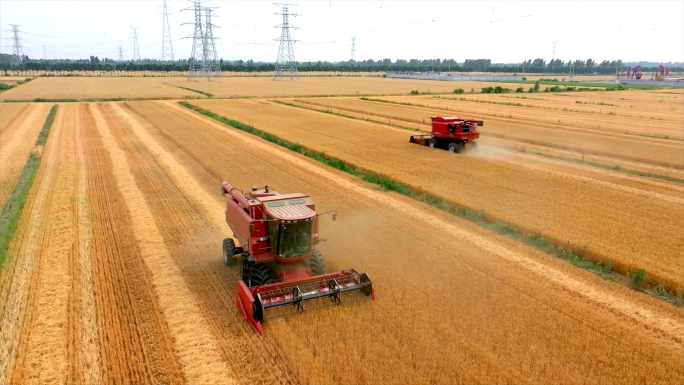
[
  {"left": 305, "top": 250, "right": 326, "bottom": 276},
  {"left": 448, "top": 142, "right": 459, "bottom": 153},
  {"left": 250, "top": 264, "right": 270, "bottom": 287},
  {"left": 223, "top": 238, "right": 236, "bottom": 266},
  {"left": 429, "top": 137, "right": 439, "bottom": 149}
]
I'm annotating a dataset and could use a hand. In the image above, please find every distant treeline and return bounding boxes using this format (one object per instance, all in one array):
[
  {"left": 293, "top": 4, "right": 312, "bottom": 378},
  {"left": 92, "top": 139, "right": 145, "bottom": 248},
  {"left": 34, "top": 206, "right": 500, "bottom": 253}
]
[{"left": 0, "top": 54, "right": 681, "bottom": 74}]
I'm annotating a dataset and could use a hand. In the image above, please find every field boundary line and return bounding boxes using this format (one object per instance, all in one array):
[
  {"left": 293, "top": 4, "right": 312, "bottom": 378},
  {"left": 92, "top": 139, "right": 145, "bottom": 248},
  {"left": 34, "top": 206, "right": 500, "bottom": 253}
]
[
  {"left": 173, "top": 100, "right": 684, "bottom": 344},
  {"left": 91, "top": 104, "right": 237, "bottom": 385},
  {"left": 2, "top": 97, "right": 204, "bottom": 103},
  {"left": 164, "top": 84, "right": 214, "bottom": 98},
  {"left": 178, "top": 101, "right": 684, "bottom": 305},
  {"left": 273, "top": 99, "right": 424, "bottom": 132},
  {"left": 0, "top": 105, "right": 58, "bottom": 268},
  {"left": 275, "top": 99, "right": 684, "bottom": 184}
]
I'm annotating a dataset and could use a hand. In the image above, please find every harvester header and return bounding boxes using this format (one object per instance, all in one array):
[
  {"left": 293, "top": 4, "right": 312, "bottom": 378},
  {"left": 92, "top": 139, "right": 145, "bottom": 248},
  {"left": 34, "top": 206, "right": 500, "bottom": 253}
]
[{"left": 220, "top": 181, "right": 374, "bottom": 334}]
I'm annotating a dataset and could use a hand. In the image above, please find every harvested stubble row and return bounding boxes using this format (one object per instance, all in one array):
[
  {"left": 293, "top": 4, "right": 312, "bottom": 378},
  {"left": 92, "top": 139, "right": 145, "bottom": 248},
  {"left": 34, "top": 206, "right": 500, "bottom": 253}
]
[
  {"left": 0, "top": 103, "right": 30, "bottom": 130},
  {"left": 0, "top": 99, "right": 682, "bottom": 384},
  {"left": 299, "top": 96, "right": 683, "bottom": 168},
  {"left": 0, "top": 104, "right": 51, "bottom": 210},
  {"left": 99, "top": 102, "right": 290, "bottom": 385},
  {"left": 473, "top": 140, "right": 684, "bottom": 200},
  {"left": 192, "top": 99, "right": 684, "bottom": 292},
  {"left": 0, "top": 77, "right": 197, "bottom": 101},
  {"left": 284, "top": 97, "right": 684, "bottom": 181},
  {"left": 128, "top": 100, "right": 684, "bottom": 384}
]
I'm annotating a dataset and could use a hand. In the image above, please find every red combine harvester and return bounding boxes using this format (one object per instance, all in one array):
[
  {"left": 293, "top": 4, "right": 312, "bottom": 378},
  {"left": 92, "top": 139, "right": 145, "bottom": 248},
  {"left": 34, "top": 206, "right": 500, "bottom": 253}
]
[
  {"left": 221, "top": 181, "right": 374, "bottom": 335},
  {"left": 409, "top": 116, "right": 483, "bottom": 153}
]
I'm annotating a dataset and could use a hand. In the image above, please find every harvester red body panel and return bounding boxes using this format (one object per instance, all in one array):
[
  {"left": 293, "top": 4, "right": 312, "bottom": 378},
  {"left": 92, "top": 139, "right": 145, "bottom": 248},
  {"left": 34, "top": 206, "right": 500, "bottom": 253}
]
[
  {"left": 409, "top": 116, "right": 483, "bottom": 153},
  {"left": 221, "top": 182, "right": 374, "bottom": 335}
]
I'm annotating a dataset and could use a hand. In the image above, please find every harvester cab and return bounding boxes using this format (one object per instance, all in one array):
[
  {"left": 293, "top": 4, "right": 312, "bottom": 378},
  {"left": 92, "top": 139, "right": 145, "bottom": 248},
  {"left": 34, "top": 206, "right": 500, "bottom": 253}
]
[{"left": 220, "top": 181, "right": 374, "bottom": 335}]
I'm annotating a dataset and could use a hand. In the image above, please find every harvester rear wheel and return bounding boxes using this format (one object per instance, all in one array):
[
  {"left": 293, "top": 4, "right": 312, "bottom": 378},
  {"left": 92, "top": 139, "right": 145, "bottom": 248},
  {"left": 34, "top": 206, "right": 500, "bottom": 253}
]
[
  {"left": 223, "top": 238, "right": 236, "bottom": 266},
  {"left": 304, "top": 250, "right": 326, "bottom": 276},
  {"left": 448, "top": 142, "right": 459, "bottom": 153}
]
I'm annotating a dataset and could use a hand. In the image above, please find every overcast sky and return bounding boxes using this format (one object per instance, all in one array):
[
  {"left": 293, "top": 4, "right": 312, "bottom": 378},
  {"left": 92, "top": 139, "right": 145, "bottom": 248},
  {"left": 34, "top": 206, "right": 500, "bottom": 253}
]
[{"left": 1, "top": 0, "right": 682, "bottom": 63}]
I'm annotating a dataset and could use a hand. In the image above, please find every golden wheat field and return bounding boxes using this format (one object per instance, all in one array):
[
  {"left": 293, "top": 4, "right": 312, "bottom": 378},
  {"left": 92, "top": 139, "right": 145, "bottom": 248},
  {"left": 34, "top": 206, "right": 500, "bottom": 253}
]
[{"left": 1, "top": 77, "right": 683, "bottom": 385}]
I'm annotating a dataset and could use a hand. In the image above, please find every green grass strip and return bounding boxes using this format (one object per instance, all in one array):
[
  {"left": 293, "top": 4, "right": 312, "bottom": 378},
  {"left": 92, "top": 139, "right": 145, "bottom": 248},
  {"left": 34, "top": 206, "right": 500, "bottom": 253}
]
[
  {"left": 0, "top": 105, "right": 58, "bottom": 268},
  {"left": 178, "top": 100, "right": 683, "bottom": 305},
  {"left": 272, "top": 100, "right": 423, "bottom": 132},
  {"left": 178, "top": 102, "right": 615, "bottom": 270},
  {"left": 169, "top": 84, "right": 214, "bottom": 98}
]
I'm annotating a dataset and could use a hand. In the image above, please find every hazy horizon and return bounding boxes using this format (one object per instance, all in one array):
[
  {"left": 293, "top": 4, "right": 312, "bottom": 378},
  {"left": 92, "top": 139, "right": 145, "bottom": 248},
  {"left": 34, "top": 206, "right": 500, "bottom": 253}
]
[{"left": 1, "top": 1, "right": 682, "bottom": 64}]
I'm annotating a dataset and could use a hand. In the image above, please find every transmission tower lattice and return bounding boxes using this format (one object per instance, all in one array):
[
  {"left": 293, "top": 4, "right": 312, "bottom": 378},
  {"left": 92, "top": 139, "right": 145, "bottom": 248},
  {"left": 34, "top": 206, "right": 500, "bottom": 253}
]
[
  {"left": 185, "top": 0, "right": 213, "bottom": 81},
  {"left": 132, "top": 27, "right": 141, "bottom": 61},
  {"left": 273, "top": 3, "right": 298, "bottom": 80},
  {"left": 162, "top": 0, "right": 175, "bottom": 61},
  {"left": 350, "top": 36, "right": 356, "bottom": 62},
  {"left": 204, "top": 8, "right": 221, "bottom": 77},
  {"left": 118, "top": 46, "right": 124, "bottom": 61},
  {"left": 551, "top": 40, "right": 558, "bottom": 61},
  {"left": 42, "top": 46, "right": 47, "bottom": 60},
  {"left": 9, "top": 25, "right": 25, "bottom": 67}
]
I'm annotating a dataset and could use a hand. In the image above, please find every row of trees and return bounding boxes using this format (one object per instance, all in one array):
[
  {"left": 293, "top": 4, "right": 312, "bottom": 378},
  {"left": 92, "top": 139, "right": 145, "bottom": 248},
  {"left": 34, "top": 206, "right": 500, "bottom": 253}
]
[{"left": 0, "top": 54, "right": 680, "bottom": 74}]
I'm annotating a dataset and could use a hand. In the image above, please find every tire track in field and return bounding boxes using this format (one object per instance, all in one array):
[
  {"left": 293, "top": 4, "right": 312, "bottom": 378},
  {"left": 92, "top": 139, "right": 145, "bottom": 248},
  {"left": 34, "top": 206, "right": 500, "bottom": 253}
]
[
  {"left": 91, "top": 104, "right": 235, "bottom": 385},
  {"left": 501, "top": 159, "right": 684, "bottom": 205},
  {"left": 0, "top": 104, "right": 65, "bottom": 385},
  {"left": 0, "top": 104, "right": 45, "bottom": 165},
  {"left": 10, "top": 105, "right": 76, "bottom": 384},
  {"left": 167, "top": 101, "right": 684, "bottom": 347},
  {"left": 146, "top": 101, "right": 684, "bottom": 383},
  {"left": 69, "top": 106, "right": 102, "bottom": 384},
  {"left": 82, "top": 104, "right": 184, "bottom": 384},
  {"left": 0, "top": 104, "right": 30, "bottom": 133},
  {"left": 108, "top": 102, "right": 294, "bottom": 385}
]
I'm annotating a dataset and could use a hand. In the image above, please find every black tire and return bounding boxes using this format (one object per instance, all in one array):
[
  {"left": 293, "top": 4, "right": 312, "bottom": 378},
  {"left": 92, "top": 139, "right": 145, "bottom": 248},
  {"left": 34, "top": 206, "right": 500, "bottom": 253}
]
[
  {"left": 250, "top": 264, "right": 270, "bottom": 287},
  {"left": 429, "top": 137, "right": 439, "bottom": 149},
  {"left": 223, "top": 238, "right": 236, "bottom": 266},
  {"left": 304, "top": 250, "right": 326, "bottom": 276},
  {"left": 448, "top": 142, "right": 459, "bottom": 153},
  {"left": 240, "top": 254, "right": 252, "bottom": 283}
]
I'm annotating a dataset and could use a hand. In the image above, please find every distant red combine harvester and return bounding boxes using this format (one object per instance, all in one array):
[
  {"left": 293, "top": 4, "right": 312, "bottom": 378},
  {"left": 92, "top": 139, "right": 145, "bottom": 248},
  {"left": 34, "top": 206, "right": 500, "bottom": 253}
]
[{"left": 409, "top": 116, "right": 483, "bottom": 153}]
